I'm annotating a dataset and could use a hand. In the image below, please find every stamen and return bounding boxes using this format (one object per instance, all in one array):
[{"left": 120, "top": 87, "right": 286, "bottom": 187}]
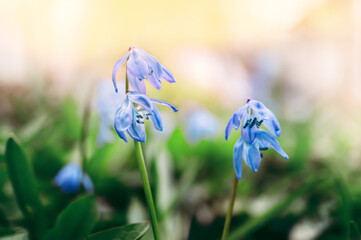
[
  {"left": 136, "top": 120, "right": 144, "bottom": 124},
  {"left": 148, "top": 66, "right": 153, "bottom": 75}
]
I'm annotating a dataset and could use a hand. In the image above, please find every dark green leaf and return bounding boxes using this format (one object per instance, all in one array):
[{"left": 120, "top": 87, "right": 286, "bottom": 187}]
[
  {"left": 5, "top": 135, "right": 45, "bottom": 239},
  {"left": 87, "top": 222, "right": 149, "bottom": 240},
  {"left": 138, "top": 226, "right": 153, "bottom": 240},
  {"left": 46, "top": 195, "right": 98, "bottom": 240}
]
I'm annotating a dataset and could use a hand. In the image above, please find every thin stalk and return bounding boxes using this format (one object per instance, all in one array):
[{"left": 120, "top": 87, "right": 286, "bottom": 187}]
[
  {"left": 134, "top": 141, "right": 160, "bottom": 240},
  {"left": 80, "top": 86, "right": 93, "bottom": 171},
  {"left": 351, "top": 220, "right": 361, "bottom": 239},
  {"left": 125, "top": 73, "right": 160, "bottom": 240},
  {"left": 228, "top": 179, "right": 315, "bottom": 240},
  {"left": 221, "top": 176, "right": 239, "bottom": 240}
]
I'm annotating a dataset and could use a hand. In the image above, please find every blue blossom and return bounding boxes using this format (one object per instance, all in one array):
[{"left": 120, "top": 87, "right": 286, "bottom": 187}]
[
  {"left": 112, "top": 46, "right": 176, "bottom": 94},
  {"left": 114, "top": 91, "right": 178, "bottom": 143},
  {"left": 96, "top": 80, "right": 124, "bottom": 146},
  {"left": 185, "top": 107, "right": 220, "bottom": 144},
  {"left": 225, "top": 99, "right": 281, "bottom": 140},
  {"left": 54, "top": 163, "right": 94, "bottom": 194},
  {"left": 225, "top": 99, "right": 288, "bottom": 180}
]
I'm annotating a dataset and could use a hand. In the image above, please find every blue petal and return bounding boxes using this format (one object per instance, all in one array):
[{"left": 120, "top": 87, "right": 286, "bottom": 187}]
[
  {"left": 248, "top": 100, "right": 269, "bottom": 118},
  {"left": 112, "top": 51, "right": 131, "bottom": 93},
  {"left": 128, "top": 91, "right": 153, "bottom": 111},
  {"left": 241, "top": 124, "right": 257, "bottom": 144},
  {"left": 262, "top": 114, "right": 281, "bottom": 137},
  {"left": 114, "top": 96, "right": 133, "bottom": 132},
  {"left": 148, "top": 103, "right": 163, "bottom": 131},
  {"left": 233, "top": 137, "right": 244, "bottom": 180},
  {"left": 137, "top": 48, "right": 163, "bottom": 81},
  {"left": 127, "top": 71, "right": 147, "bottom": 94},
  {"left": 82, "top": 174, "right": 94, "bottom": 193},
  {"left": 127, "top": 50, "right": 149, "bottom": 79},
  {"left": 127, "top": 109, "right": 146, "bottom": 142},
  {"left": 225, "top": 117, "right": 233, "bottom": 140},
  {"left": 161, "top": 64, "right": 176, "bottom": 83},
  {"left": 248, "top": 100, "right": 281, "bottom": 137},
  {"left": 233, "top": 106, "right": 246, "bottom": 130},
  {"left": 54, "top": 163, "right": 82, "bottom": 193},
  {"left": 114, "top": 123, "right": 128, "bottom": 143},
  {"left": 243, "top": 142, "right": 261, "bottom": 172},
  {"left": 148, "top": 73, "right": 162, "bottom": 90},
  {"left": 150, "top": 98, "right": 178, "bottom": 112},
  {"left": 256, "top": 130, "right": 289, "bottom": 160}
]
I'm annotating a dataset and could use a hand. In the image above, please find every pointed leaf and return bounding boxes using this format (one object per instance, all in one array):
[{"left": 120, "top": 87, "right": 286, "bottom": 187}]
[
  {"left": 87, "top": 222, "right": 149, "bottom": 240},
  {"left": 5, "top": 136, "right": 45, "bottom": 239},
  {"left": 46, "top": 195, "right": 98, "bottom": 240}
]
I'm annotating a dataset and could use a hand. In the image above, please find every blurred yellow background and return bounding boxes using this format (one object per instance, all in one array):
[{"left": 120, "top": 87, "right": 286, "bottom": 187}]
[{"left": 1, "top": 0, "right": 360, "bottom": 106}]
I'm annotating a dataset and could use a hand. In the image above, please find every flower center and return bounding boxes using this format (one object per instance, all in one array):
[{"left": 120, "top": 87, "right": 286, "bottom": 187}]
[
  {"left": 243, "top": 117, "right": 263, "bottom": 129},
  {"left": 135, "top": 106, "right": 152, "bottom": 124}
]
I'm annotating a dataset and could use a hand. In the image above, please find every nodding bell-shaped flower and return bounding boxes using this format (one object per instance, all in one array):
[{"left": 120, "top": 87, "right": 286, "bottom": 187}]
[
  {"left": 225, "top": 99, "right": 281, "bottom": 140},
  {"left": 114, "top": 91, "right": 178, "bottom": 143},
  {"left": 112, "top": 46, "right": 176, "bottom": 94},
  {"left": 54, "top": 163, "right": 94, "bottom": 194},
  {"left": 225, "top": 99, "right": 288, "bottom": 180}
]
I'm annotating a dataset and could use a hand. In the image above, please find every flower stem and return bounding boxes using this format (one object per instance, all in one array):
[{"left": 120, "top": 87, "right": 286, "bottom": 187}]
[
  {"left": 125, "top": 73, "right": 160, "bottom": 239},
  {"left": 80, "top": 86, "right": 93, "bottom": 172},
  {"left": 221, "top": 176, "right": 239, "bottom": 240},
  {"left": 134, "top": 141, "right": 160, "bottom": 240}
]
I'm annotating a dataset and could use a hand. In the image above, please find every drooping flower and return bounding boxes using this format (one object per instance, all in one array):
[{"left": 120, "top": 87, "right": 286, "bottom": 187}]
[
  {"left": 54, "top": 163, "right": 94, "bottom": 194},
  {"left": 114, "top": 91, "right": 178, "bottom": 143},
  {"left": 225, "top": 99, "right": 281, "bottom": 140},
  {"left": 225, "top": 99, "right": 288, "bottom": 180},
  {"left": 112, "top": 46, "right": 176, "bottom": 94},
  {"left": 96, "top": 80, "right": 125, "bottom": 146}
]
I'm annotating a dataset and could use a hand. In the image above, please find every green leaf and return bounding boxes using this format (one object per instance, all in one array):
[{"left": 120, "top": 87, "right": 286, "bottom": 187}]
[
  {"left": 87, "top": 222, "right": 149, "bottom": 240},
  {"left": 138, "top": 226, "right": 153, "bottom": 240},
  {"left": 46, "top": 195, "right": 98, "bottom": 240},
  {"left": 5, "top": 135, "right": 45, "bottom": 239}
]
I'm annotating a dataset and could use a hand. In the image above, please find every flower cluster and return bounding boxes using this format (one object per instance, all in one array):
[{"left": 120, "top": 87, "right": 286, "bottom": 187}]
[
  {"left": 112, "top": 46, "right": 177, "bottom": 142},
  {"left": 225, "top": 99, "right": 288, "bottom": 180}
]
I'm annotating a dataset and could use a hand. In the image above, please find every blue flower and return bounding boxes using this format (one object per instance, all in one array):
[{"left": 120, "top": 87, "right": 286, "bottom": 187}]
[
  {"left": 96, "top": 80, "right": 125, "bottom": 146},
  {"left": 112, "top": 46, "right": 176, "bottom": 94},
  {"left": 54, "top": 163, "right": 94, "bottom": 194},
  {"left": 225, "top": 99, "right": 281, "bottom": 140},
  {"left": 225, "top": 99, "right": 288, "bottom": 180},
  {"left": 114, "top": 91, "right": 178, "bottom": 143},
  {"left": 185, "top": 107, "right": 220, "bottom": 144}
]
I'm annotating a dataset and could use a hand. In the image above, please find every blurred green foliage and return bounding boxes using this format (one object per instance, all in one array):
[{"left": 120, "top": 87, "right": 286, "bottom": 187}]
[{"left": 0, "top": 91, "right": 360, "bottom": 240}]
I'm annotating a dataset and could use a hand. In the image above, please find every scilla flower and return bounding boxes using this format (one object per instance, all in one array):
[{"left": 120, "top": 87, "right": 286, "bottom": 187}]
[
  {"left": 226, "top": 99, "right": 288, "bottom": 180},
  {"left": 114, "top": 91, "right": 178, "bottom": 143},
  {"left": 112, "top": 46, "right": 176, "bottom": 94},
  {"left": 54, "top": 163, "right": 94, "bottom": 194},
  {"left": 225, "top": 99, "right": 281, "bottom": 140},
  {"left": 96, "top": 80, "right": 124, "bottom": 146}
]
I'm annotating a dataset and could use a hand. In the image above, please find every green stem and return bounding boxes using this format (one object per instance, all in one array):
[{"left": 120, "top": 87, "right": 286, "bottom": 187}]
[
  {"left": 125, "top": 72, "right": 160, "bottom": 239},
  {"left": 134, "top": 141, "right": 160, "bottom": 240},
  {"left": 80, "top": 100, "right": 91, "bottom": 171},
  {"left": 228, "top": 179, "right": 315, "bottom": 240},
  {"left": 351, "top": 220, "right": 361, "bottom": 238},
  {"left": 221, "top": 176, "right": 238, "bottom": 240}
]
